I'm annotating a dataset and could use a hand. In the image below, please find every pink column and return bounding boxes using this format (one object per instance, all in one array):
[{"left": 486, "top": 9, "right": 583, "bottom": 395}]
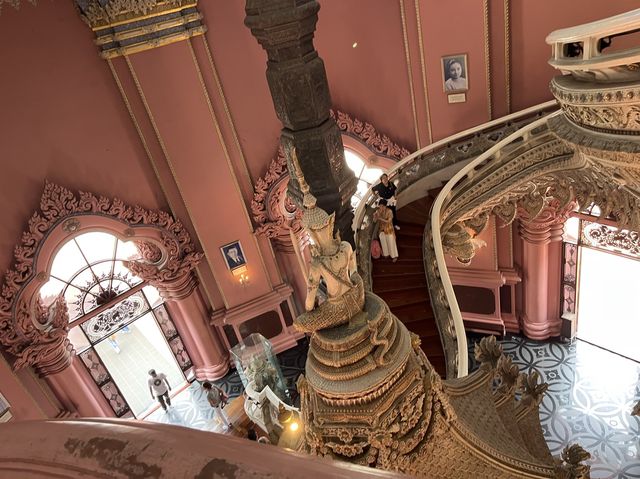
[
  {"left": 518, "top": 204, "right": 569, "bottom": 340},
  {"left": 42, "top": 355, "right": 113, "bottom": 418},
  {"left": 156, "top": 271, "right": 229, "bottom": 381}
]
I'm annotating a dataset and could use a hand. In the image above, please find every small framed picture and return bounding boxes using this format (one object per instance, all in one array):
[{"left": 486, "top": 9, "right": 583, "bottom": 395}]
[
  {"left": 221, "top": 240, "right": 247, "bottom": 271},
  {"left": 442, "top": 54, "right": 469, "bottom": 93}
]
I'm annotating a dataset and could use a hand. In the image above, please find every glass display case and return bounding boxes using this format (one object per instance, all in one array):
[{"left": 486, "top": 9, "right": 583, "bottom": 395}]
[{"left": 230, "top": 333, "right": 290, "bottom": 403}]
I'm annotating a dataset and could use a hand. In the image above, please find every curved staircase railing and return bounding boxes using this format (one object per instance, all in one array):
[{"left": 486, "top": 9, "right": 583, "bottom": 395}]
[
  {"left": 354, "top": 101, "right": 560, "bottom": 379},
  {"left": 425, "top": 111, "right": 563, "bottom": 378}
]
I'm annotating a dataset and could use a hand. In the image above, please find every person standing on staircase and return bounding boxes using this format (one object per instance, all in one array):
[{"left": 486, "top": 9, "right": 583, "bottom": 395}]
[
  {"left": 372, "top": 174, "right": 400, "bottom": 230},
  {"left": 373, "top": 199, "right": 399, "bottom": 262}
]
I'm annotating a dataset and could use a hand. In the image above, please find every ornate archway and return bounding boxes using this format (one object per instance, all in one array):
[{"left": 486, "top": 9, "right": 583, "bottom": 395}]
[{"left": 0, "top": 182, "right": 228, "bottom": 416}]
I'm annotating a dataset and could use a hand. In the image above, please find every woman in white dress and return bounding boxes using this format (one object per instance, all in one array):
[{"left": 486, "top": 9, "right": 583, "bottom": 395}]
[{"left": 373, "top": 199, "right": 399, "bottom": 262}]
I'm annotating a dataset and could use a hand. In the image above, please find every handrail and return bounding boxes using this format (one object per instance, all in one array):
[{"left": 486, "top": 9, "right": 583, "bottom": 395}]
[
  {"left": 546, "top": 8, "right": 640, "bottom": 43},
  {"left": 352, "top": 100, "right": 557, "bottom": 233},
  {"left": 430, "top": 110, "right": 563, "bottom": 378},
  {"left": 546, "top": 8, "right": 640, "bottom": 74}
]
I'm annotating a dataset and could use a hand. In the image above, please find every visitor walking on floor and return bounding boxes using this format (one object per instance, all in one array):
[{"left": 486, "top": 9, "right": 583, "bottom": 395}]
[
  {"left": 148, "top": 369, "right": 172, "bottom": 412},
  {"left": 372, "top": 173, "right": 400, "bottom": 230},
  {"left": 203, "top": 381, "right": 233, "bottom": 431},
  {"left": 373, "top": 199, "right": 399, "bottom": 262}
]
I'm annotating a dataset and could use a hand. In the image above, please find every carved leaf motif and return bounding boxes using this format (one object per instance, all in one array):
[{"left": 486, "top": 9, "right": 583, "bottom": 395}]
[
  {"left": 474, "top": 335, "right": 502, "bottom": 369},
  {"left": 0, "top": 182, "right": 201, "bottom": 373}
]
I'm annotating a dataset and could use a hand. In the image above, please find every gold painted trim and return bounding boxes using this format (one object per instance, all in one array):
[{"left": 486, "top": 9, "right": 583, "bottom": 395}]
[
  {"left": 125, "top": 55, "right": 230, "bottom": 309},
  {"left": 95, "top": 12, "right": 202, "bottom": 44},
  {"left": 399, "top": 0, "right": 421, "bottom": 149},
  {"left": 200, "top": 36, "right": 255, "bottom": 192},
  {"left": 504, "top": 0, "right": 512, "bottom": 114},
  {"left": 92, "top": 2, "right": 198, "bottom": 31},
  {"left": 413, "top": 0, "right": 433, "bottom": 144},
  {"left": 186, "top": 41, "right": 274, "bottom": 291},
  {"left": 483, "top": 0, "right": 493, "bottom": 120},
  {"left": 101, "top": 27, "right": 205, "bottom": 59},
  {"left": 107, "top": 59, "right": 174, "bottom": 213},
  {"left": 108, "top": 58, "right": 217, "bottom": 309}
]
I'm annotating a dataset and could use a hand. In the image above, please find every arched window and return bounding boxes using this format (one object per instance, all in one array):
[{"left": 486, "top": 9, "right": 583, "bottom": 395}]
[
  {"left": 344, "top": 149, "right": 385, "bottom": 208},
  {"left": 39, "top": 231, "right": 190, "bottom": 418}
]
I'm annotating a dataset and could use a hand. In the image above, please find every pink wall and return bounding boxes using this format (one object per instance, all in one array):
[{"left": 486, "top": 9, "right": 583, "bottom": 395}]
[
  {"left": 0, "top": 1, "right": 165, "bottom": 277},
  {"left": 0, "top": 354, "right": 46, "bottom": 421},
  {"left": 1, "top": 0, "right": 638, "bottom": 421},
  {"left": 511, "top": 0, "right": 639, "bottom": 111}
]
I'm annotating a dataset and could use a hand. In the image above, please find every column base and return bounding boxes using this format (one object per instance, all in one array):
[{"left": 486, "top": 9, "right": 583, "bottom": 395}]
[
  {"left": 521, "top": 316, "right": 562, "bottom": 341},
  {"left": 194, "top": 361, "right": 230, "bottom": 382}
]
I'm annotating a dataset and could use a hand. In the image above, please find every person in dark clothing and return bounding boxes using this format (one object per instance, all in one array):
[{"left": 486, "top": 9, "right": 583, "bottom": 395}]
[{"left": 372, "top": 174, "right": 399, "bottom": 230}]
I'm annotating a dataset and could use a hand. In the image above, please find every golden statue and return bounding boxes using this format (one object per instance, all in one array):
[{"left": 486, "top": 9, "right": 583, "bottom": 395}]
[{"left": 290, "top": 150, "right": 364, "bottom": 333}]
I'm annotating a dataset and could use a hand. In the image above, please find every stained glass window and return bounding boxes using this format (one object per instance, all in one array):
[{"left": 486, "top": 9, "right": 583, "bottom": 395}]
[{"left": 38, "top": 232, "right": 142, "bottom": 321}]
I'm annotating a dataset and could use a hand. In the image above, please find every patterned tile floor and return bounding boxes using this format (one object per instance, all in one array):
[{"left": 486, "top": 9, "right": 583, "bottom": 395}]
[
  {"left": 468, "top": 335, "right": 640, "bottom": 479},
  {"left": 145, "top": 335, "right": 640, "bottom": 478},
  {"left": 145, "top": 339, "right": 308, "bottom": 432}
]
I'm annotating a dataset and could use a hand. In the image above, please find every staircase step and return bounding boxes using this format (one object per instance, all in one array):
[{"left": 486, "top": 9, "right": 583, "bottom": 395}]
[
  {"left": 373, "top": 273, "right": 427, "bottom": 293},
  {"left": 393, "top": 223, "right": 424, "bottom": 237},
  {"left": 371, "top": 194, "right": 446, "bottom": 378},
  {"left": 388, "top": 297, "right": 433, "bottom": 321},
  {"left": 372, "top": 260, "right": 424, "bottom": 276}
]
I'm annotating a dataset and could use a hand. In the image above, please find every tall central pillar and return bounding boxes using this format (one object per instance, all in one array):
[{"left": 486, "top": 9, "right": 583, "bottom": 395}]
[{"left": 245, "top": 0, "right": 357, "bottom": 245}]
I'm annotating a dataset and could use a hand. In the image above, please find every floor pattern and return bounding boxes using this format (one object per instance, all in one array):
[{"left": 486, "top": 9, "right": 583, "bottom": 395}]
[
  {"left": 146, "top": 335, "right": 640, "bottom": 477},
  {"left": 145, "top": 339, "right": 308, "bottom": 432},
  {"left": 468, "top": 335, "right": 640, "bottom": 479}
]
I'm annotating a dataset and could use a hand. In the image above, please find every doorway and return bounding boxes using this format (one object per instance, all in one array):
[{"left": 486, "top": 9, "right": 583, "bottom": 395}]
[
  {"left": 576, "top": 246, "right": 640, "bottom": 361},
  {"left": 94, "top": 311, "right": 185, "bottom": 417}
]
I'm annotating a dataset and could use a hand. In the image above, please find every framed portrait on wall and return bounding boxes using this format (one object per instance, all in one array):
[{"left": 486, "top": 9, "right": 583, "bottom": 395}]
[
  {"left": 0, "top": 391, "right": 12, "bottom": 422},
  {"left": 442, "top": 54, "right": 469, "bottom": 93},
  {"left": 221, "top": 240, "right": 247, "bottom": 271}
]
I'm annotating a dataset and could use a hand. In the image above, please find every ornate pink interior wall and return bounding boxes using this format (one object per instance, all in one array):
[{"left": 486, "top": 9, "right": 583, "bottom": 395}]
[{"left": 0, "top": 0, "right": 637, "bottom": 420}]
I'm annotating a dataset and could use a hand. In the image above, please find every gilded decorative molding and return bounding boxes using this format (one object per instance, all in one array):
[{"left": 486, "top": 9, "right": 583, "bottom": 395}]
[
  {"left": 581, "top": 221, "right": 640, "bottom": 258},
  {"left": 503, "top": 0, "right": 511, "bottom": 113},
  {"left": 399, "top": 0, "right": 421, "bottom": 149},
  {"left": 0, "top": 181, "right": 201, "bottom": 374},
  {"left": 414, "top": 0, "right": 433, "bottom": 144},
  {"left": 483, "top": 0, "right": 493, "bottom": 120},
  {"left": 551, "top": 76, "right": 640, "bottom": 135},
  {"left": 124, "top": 55, "right": 229, "bottom": 309},
  {"left": 75, "top": 0, "right": 205, "bottom": 58},
  {"left": 330, "top": 109, "right": 411, "bottom": 160}
]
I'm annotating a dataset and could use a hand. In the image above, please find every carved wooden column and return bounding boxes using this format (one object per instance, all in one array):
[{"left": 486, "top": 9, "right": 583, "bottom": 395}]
[
  {"left": 126, "top": 256, "right": 229, "bottom": 380},
  {"left": 245, "top": 0, "right": 357, "bottom": 245},
  {"left": 518, "top": 202, "right": 571, "bottom": 340}
]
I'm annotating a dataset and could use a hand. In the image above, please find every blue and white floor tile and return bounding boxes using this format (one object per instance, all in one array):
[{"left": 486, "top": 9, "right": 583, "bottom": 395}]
[
  {"left": 469, "top": 335, "right": 640, "bottom": 479},
  {"left": 145, "top": 339, "right": 308, "bottom": 432}
]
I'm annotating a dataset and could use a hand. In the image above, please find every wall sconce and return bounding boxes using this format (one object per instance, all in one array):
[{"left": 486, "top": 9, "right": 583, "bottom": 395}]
[{"left": 232, "top": 266, "right": 250, "bottom": 287}]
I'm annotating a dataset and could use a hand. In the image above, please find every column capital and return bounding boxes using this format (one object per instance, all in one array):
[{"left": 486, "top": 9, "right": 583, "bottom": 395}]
[
  {"left": 10, "top": 296, "right": 75, "bottom": 377},
  {"left": 518, "top": 199, "right": 575, "bottom": 245},
  {"left": 124, "top": 246, "right": 203, "bottom": 301}
]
